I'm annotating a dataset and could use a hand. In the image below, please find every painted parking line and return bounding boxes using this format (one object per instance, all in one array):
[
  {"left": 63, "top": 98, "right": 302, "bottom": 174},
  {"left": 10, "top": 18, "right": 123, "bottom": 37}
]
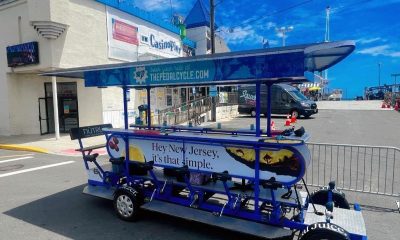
[
  {"left": 0, "top": 161, "right": 75, "bottom": 178},
  {"left": 0, "top": 156, "right": 34, "bottom": 164},
  {"left": 0, "top": 153, "right": 34, "bottom": 159}
]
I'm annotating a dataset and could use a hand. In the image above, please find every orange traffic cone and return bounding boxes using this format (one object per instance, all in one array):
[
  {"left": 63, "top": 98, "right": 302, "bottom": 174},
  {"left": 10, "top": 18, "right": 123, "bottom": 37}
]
[
  {"left": 285, "top": 115, "right": 291, "bottom": 126},
  {"left": 290, "top": 115, "right": 297, "bottom": 123},
  {"left": 271, "top": 121, "right": 276, "bottom": 130}
]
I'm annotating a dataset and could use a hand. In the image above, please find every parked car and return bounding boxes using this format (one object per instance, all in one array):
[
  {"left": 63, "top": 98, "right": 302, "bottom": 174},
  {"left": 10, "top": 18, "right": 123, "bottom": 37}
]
[
  {"left": 355, "top": 96, "right": 364, "bottom": 100},
  {"left": 238, "top": 84, "right": 318, "bottom": 118}
]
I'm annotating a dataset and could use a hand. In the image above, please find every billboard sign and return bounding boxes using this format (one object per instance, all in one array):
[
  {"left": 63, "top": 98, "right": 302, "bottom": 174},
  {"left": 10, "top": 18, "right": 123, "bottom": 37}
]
[{"left": 6, "top": 41, "right": 39, "bottom": 67}]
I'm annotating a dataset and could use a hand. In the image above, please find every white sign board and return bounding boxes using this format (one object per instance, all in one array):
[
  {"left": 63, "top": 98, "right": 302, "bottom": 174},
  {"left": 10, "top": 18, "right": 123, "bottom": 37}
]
[
  {"left": 107, "top": 134, "right": 311, "bottom": 185},
  {"left": 106, "top": 7, "right": 183, "bottom": 61}
]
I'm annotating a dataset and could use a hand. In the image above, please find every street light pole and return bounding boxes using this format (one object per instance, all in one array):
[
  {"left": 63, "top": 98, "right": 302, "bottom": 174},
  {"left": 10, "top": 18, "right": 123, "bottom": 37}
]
[
  {"left": 378, "top": 62, "right": 381, "bottom": 87},
  {"left": 210, "top": 0, "right": 217, "bottom": 122},
  {"left": 276, "top": 26, "right": 293, "bottom": 47}
]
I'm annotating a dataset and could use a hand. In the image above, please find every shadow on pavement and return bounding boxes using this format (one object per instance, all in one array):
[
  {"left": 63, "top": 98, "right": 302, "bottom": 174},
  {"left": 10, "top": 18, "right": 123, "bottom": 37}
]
[{"left": 4, "top": 185, "right": 270, "bottom": 240}]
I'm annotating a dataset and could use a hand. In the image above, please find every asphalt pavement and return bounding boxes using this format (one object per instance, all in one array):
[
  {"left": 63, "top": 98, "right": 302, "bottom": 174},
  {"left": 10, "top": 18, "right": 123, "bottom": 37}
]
[{"left": 0, "top": 109, "right": 399, "bottom": 240}]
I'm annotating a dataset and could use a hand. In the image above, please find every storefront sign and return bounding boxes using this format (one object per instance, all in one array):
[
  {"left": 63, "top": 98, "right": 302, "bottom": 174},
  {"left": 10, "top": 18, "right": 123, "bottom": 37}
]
[
  {"left": 6, "top": 41, "right": 39, "bottom": 67},
  {"left": 112, "top": 19, "right": 139, "bottom": 45},
  {"left": 150, "top": 34, "right": 181, "bottom": 54},
  {"left": 106, "top": 6, "right": 183, "bottom": 61},
  {"left": 84, "top": 51, "right": 304, "bottom": 87}
]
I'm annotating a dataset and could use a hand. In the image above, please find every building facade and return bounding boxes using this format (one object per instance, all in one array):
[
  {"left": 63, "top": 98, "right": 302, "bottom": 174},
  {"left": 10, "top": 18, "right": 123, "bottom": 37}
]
[{"left": 0, "top": 0, "right": 228, "bottom": 136}]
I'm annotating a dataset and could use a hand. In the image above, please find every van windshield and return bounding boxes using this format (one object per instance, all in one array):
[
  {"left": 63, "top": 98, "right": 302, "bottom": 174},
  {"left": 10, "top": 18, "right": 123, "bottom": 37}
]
[{"left": 289, "top": 90, "right": 308, "bottom": 101}]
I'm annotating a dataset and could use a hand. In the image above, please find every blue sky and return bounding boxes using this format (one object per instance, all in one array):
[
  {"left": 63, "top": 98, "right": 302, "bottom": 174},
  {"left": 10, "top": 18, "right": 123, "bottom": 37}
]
[{"left": 132, "top": 0, "right": 400, "bottom": 98}]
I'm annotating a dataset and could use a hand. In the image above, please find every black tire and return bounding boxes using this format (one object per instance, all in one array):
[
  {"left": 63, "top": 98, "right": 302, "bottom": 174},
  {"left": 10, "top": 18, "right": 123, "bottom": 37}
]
[
  {"left": 250, "top": 109, "right": 256, "bottom": 117},
  {"left": 309, "top": 188, "right": 350, "bottom": 209},
  {"left": 290, "top": 109, "right": 300, "bottom": 119},
  {"left": 114, "top": 186, "right": 141, "bottom": 221},
  {"left": 304, "top": 114, "right": 311, "bottom": 119},
  {"left": 300, "top": 222, "right": 350, "bottom": 240}
]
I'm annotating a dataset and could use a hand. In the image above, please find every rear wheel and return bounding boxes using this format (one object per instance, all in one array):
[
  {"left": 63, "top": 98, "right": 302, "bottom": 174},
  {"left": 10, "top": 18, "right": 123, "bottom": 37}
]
[
  {"left": 309, "top": 188, "right": 350, "bottom": 209},
  {"left": 300, "top": 222, "right": 350, "bottom": 240}
]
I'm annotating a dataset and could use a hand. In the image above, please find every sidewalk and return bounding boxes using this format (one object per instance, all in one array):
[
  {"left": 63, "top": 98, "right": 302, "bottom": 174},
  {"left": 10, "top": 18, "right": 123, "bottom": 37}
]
[
  {"left": 317, "top": 100, "right": 391, "bottom": 110},
  {"left": 0, "top": 134, "right": 107, "bottom": 156}
]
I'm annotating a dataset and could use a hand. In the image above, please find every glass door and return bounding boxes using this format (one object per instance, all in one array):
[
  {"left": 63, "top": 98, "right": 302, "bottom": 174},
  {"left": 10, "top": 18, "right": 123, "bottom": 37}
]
[
  {"left": 44, "top": 82, "right": 79, "bottom": 134},
  {"left": 38, "top": 98, "right": 49, "bottom": 135}
]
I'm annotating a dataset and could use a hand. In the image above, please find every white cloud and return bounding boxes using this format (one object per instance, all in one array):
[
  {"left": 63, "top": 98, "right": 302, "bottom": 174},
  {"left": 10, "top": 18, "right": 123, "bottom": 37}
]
[
  {"left": 219, "top": 25, "right": 263, "bottom": 45},
  {"left": 357, "top": 44, "right": 400, "bottom": 57},
  {"left": 137, "top": 0, "right": 181, "bottom": 12},
  {"left": 266, "top": 22, "right": 276, "bottom": 30},
  {"left": 356, "top": 37, "right": 382, "bottom": 44}
]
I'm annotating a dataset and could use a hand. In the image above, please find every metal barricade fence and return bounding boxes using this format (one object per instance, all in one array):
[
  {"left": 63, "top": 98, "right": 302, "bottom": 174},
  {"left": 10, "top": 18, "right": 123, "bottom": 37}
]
[{"left": 305, "top": 142, "right": 400, "bottom": 197}]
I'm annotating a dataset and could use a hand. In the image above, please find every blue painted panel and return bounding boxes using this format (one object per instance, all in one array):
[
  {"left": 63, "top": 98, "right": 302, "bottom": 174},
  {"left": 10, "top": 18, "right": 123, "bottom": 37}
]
[{"left": 84, "top": 51, "right": 305, "bottom": 87}]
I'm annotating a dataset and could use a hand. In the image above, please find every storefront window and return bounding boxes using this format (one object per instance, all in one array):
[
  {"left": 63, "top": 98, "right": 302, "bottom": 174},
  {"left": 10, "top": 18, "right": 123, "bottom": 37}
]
[{"left": 166, "top": 88, "right": 172, "bottom": 106}]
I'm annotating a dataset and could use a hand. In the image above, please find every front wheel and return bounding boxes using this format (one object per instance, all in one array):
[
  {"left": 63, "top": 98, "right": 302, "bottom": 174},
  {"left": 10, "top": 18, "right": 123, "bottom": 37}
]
[{"left": 114, "top": 186, "right": 141, "bottom": 221}]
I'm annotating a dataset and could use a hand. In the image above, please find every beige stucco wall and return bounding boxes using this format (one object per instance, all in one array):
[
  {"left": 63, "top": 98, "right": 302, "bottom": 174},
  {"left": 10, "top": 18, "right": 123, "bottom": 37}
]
[
  {"left": 0, "top": 0, "right": 108, "bottom": 135},
  {"left": 50, "top": 0, "right": 122, "bottom": 68},
  {"left": 0, "top": 0, "right": 230, "bottom": 135}
]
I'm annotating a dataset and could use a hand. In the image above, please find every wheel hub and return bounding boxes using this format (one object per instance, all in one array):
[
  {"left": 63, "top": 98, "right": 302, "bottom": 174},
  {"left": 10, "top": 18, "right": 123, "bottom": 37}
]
[{"left": 117, "top": 195, "right": 133, "bottom": 217}]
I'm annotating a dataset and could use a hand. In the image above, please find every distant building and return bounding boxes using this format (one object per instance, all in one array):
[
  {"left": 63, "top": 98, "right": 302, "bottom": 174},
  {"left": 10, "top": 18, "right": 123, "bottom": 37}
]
[
  {"left": 0, "top": 0, "right": 228, "bottom": 136},
  {"left": 185, "top": 0, "right": 230, "bottom": 55}
]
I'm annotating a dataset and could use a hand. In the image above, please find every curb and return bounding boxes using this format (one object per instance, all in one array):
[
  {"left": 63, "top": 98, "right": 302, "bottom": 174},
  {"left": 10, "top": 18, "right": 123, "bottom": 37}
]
[{"left": 0, "top": 144, "right": 49, "bottom": 154}]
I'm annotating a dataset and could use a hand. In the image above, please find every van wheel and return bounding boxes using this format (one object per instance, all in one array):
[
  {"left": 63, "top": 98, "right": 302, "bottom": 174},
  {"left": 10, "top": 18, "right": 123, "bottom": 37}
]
[
  {"left": 250, "top": 109, "right": 256, "bottom": 117},
  {"left": 290, "top": 110, "right": 299, "bottom": 118}
]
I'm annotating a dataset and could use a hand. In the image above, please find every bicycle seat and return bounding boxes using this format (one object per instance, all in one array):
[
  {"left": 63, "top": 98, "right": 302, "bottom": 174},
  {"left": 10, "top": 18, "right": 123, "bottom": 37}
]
[
  {"left": 83, "top": 153, "right": 99, "bottom": 162},
  {"left": 212, "top": 171, "right": 231, "bottom": 182},
  {"left": 110, "top": 157, "right": 125, "bottom": 165}
]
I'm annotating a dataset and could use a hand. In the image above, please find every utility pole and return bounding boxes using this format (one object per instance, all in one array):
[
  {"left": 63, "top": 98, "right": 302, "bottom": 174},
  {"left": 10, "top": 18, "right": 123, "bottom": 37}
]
[
  {"left": 391, "top": 73, "right": 400, "bottom": 91},
  {"left": 322, "top": 6, "right": 330, "bottom": 96},
  {"left": 210, "top": 0, "right": 215, "bottom": 54},
  {"left": 210, "top": 0, "right": 216, "bottom": 122}
]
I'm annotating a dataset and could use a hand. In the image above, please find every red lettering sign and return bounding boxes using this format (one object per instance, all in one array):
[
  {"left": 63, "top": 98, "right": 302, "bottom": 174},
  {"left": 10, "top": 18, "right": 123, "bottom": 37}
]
[{"left": 112, "top": 19, "right": 139, "bottom": 45}]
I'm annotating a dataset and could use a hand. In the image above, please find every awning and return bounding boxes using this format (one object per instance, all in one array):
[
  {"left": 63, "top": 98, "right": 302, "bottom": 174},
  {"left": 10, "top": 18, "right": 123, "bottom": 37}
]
[{"left": 41, "top": 40, "right": 355, "bottom": 88}]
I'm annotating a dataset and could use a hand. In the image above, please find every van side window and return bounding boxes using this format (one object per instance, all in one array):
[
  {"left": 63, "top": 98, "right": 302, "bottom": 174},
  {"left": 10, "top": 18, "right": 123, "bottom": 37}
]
[{"left": 281, "top": 92, "right": 288, "bottom": 102}]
